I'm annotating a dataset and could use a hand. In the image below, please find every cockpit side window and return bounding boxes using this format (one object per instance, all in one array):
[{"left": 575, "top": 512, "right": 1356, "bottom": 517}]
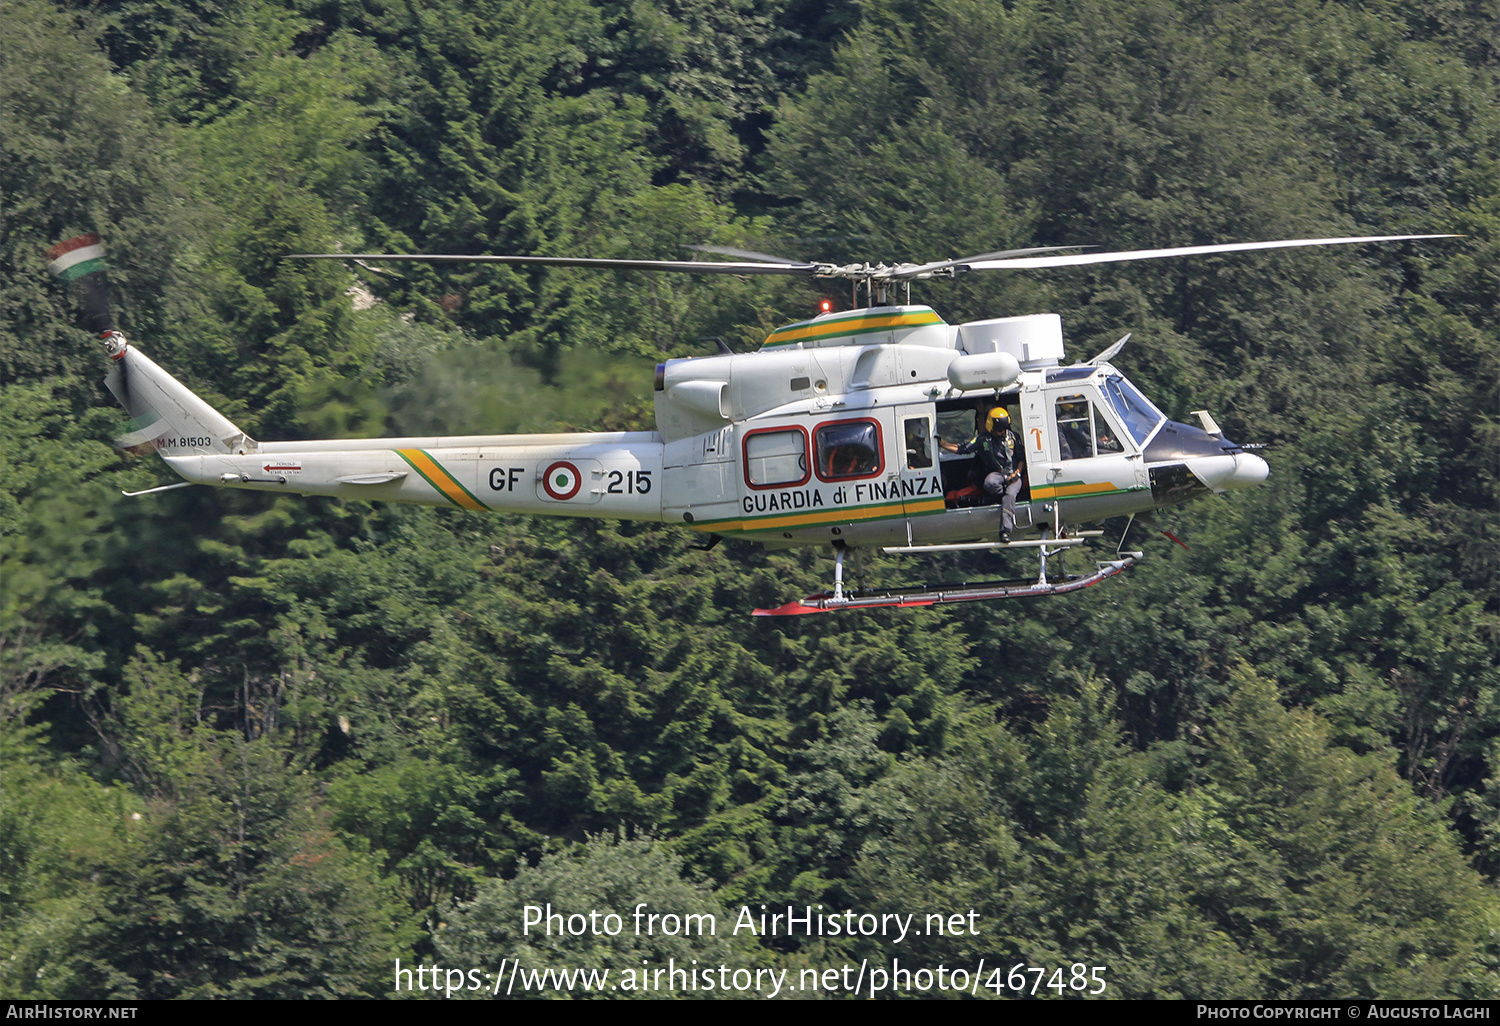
[
  {"left": 1056, "top": 395, "right": 1092, "bottom": 459},
  {"left": 1094, "top": 407, "right": 1123, "bottom": 454},
  {"left": 1056, "top": 394, "right": 1125, "bottom": 459}
]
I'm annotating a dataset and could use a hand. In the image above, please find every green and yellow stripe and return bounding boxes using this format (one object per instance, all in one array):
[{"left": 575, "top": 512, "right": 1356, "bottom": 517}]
[
  {"left": 1031, "top": 480, "right": 1146, "bottom": 501},
  {"left": 690, "top": 496, "right": 946, "bottom": 535},
  {"left": 762, "top": 307, "right": 945, "bottom": 348},
  {"left": 396, "top": 449, "right": 490, "bottom": 511}
]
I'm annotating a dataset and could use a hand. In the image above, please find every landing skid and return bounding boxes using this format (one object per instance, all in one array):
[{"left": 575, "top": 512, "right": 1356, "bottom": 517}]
[{"left": 752, "top": 553, "right": 1141, "bottom": 616}]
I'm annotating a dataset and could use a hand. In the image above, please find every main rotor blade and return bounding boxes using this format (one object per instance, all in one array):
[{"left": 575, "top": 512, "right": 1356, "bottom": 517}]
[
  {"left": 963, "top": 234, "right": 1460, "bottom": 271},
  {"left": 287, "top": 234, "right": 1458, "bottom": 283},
  {"left": 286, "top": 253, "right": 819, "bottom": 276},
  {"left": 901, "top": 245, "right": 1091, "bottom": 277},
  {"left": 687, "top": 244, "right": 807, "bottom": 265}
]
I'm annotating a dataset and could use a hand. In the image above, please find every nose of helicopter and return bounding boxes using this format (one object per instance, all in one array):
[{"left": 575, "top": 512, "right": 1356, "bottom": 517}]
[
  {"left": 1188, "top": 452, "right": 1269, "bottom": 492},
  {"left": 1223, "top": 451, "right": 1270, "bottom": 489}
]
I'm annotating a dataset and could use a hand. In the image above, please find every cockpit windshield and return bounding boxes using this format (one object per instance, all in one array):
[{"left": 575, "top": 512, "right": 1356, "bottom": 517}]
[{"left": 1102, "top": 374, "right": 1164, "bottom": 445}]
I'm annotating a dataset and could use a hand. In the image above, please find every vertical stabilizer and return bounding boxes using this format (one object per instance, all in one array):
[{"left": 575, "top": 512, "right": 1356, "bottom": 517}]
[
  {"left": 102, "top": 336, "right": 253, "bottom": 456},
  {"left": 47, "top": 234, "right": 253, "bottom": 457}
]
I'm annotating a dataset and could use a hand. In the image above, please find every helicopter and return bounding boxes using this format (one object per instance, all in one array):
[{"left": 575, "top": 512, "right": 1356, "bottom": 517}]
[{"left": 48, "top": 231, "right": 1454, "bottom": 614}]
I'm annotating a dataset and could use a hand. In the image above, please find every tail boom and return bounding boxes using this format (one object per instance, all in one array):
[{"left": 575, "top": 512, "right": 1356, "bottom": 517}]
[
  {"left": 165, "top": 434, "right": 666, "bottom": 520},
  {"left": 101, "top": 332, "right": 665, "bottom": 520}
]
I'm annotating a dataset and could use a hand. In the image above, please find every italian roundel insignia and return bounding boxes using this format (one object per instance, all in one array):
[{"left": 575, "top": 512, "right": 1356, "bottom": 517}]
[{"left": 542, "top": 460, "right": 582, "bottom": 500}]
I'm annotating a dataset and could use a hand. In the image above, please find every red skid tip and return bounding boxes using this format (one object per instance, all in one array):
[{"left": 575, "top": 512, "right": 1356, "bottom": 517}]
[
  {"left": 752, "top": 593, "right": 941, "bottom": 615},
  {"left": 752, "top": 600, "right": 832, "bottom": 616}
]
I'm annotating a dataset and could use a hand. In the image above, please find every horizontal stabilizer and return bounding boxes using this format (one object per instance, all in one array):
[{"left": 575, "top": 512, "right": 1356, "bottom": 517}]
[{"left": 335, "top": 472, "right": 409, "bottom": 485}]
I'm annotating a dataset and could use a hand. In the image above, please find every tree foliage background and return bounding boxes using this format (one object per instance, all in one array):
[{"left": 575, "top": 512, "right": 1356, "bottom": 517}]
[{"left": 1, "top": 0, "right": 1496, "bottom": 999}]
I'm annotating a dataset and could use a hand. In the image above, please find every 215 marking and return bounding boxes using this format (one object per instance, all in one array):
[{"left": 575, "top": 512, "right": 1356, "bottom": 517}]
[{"left": 606, "top": 470, "right": 652, "bottom": 494}]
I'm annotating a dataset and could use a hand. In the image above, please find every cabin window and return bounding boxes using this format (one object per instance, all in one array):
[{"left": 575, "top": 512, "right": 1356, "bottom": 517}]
[
  {"left": 936, "top": 408, "right": 979, "bottom": 452},
  {"left": 815, "top": 419, "right": 883, "bottom": 480},
  {"left": 903, "top": 417, "right": 934, "bottom": 469},
  {"left": 1056, "top": 395, "right": 1123, "bottom": 459},
  {"left": 744, "top": 428, "right": 810, "bottom": 488}
]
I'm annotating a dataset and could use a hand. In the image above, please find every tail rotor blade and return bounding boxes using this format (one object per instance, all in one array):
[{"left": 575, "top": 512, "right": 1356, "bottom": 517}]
[
  {"left": 48, "top": 234, "right": 141, "bottom": 430},
  {"left": 76, "top": 271, "right": 114, "bottom": 335},
  {"left": 46, "top": 233, "right": 115, "bottom": 334}
]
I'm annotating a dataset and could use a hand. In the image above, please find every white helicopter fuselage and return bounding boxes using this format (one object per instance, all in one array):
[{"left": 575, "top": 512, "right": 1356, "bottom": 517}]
[
  {"left": 71, "top": 230, "right": 1447, "bottom": 611},
  {"left": 133, "top": 304, "right": 1267, "bottom": 551}
]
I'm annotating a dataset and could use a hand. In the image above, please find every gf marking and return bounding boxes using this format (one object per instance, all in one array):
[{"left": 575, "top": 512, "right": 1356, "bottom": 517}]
[{"left": 489, "top": 467, "right": 524, "bottom": 492}]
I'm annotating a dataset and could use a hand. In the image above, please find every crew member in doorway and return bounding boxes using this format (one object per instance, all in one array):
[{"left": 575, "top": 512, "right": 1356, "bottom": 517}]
[{"left": 957, "top": 406, "right": 1023, "bottom": 543}]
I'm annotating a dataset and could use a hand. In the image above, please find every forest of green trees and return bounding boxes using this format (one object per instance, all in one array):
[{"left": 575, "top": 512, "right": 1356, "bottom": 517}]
[{"left": 1, "top": 0, "right": 1496, "bottom": 1000}]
